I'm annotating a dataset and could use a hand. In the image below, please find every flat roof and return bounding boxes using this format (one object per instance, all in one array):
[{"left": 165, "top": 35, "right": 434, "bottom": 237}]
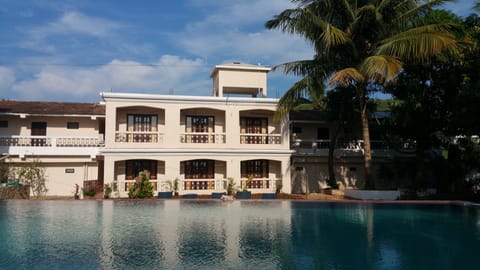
[
  {"left": 210, "top": 62, "right": 271, "bottom": 77},
  {"left": 100, "top": 92, "right": 278, "bottom": 105}
]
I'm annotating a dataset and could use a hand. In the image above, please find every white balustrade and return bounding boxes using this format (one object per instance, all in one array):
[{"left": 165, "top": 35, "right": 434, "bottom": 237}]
[
  {"left": 180, "top": 133, "right": 226, "bottom": 144},
  {"left": 240, "top": 133, "right": 282, "bottom": 144},
  {"left": 0, "top": 135, "right": 104, "bottom": 147}
]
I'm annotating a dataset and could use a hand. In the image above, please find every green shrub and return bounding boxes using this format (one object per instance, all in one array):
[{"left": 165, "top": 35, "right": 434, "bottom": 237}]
[
  {"left": 104, "top": 183, "right": 112, "bottom": 199},
  {"left": 83, "top": 189, "right": 96, "bottom": 197},
  {"left": 128, "top": 172, "right": 154, "bottom": 198}
]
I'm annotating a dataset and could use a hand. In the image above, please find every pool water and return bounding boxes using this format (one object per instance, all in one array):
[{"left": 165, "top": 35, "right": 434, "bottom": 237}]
[{"left": 0, "top": 200, "right": 479, "bottom": 269}]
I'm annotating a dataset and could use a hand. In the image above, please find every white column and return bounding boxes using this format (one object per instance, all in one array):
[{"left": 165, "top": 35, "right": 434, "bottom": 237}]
[
  {"left": 281, "top": 157, "right": 292, "bottom": 194},
  {"left": 225, "top": 108, "right": 240, "bottom": 146},
  {"left": 104, "top": 103, "right": 117, "bottom": 147},
  {"left": 164, "top": 106, "right": 181, "bottom": 147}
]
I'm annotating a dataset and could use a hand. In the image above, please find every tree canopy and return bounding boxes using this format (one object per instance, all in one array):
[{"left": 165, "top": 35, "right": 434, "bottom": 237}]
[{"left": 266, "top": 0, "right": 467, "bottom": 189}]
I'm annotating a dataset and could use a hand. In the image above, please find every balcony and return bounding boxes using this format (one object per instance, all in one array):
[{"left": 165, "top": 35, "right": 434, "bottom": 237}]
[
  {"left": 115, "top": 131, "right": 164, "bottom": 143},
  {"left": 0, "top": 135, "right": 103, "bottom": 157},
  {"left": 183, "top": 179, "right": 226, "bottom": 191},
  {"left": 291, "top": 139, "right": 415, "bottom": 156},
  {"left": 0, "top": 135, "right": 104, "bottom": 147},
  {"left": 240, "top": 134, "right": 282, "bottom": 144},
  {"left": 180, "top": 133, "right": 226, "bottom": 144},
  {"left": 119, "top": 178, "right": 227, "bottom": 194}
]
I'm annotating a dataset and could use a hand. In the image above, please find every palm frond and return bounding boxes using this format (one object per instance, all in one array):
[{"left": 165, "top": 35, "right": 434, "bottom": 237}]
[
  {"left": 376, "top": 23, "right": 464, "bottom": 64},
  {"left": 328, "top": 68, "right": 364, "bottom": 87},
  {"left": 294, "top": 103, "right": 317, "bottom": 111},
  {"left": 275, "top": 77, "right": 311, "bottom": 119},
  {"left": 360, "top": 55, "right": 403, "bottom": 86},
  {"left": 265, "top": 8, "right": 304, "bottom": 33},
  {"left": 304, "top": 8, "right": 351, "bottom": 49},
  {"left": 273, "top": 59, "right": 329, "bottom": 78},
  {"left": 475, "top": 1, "right": 480, "bottom": 11},
  {"left": 275, "top": 74, "right": 325, "bottom": 119},
  {"left": 395, "top": 0, "right": 454, "bottom": 27}
]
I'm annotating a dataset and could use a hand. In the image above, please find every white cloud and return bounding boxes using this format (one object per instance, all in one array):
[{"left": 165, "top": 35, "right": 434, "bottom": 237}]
[
  {"left": 10, "top": 55, "right": 211, "bottom": 101},
  {"left": 177, "top": 0, "right": 312, "bottom": 66},
  {"left": 0, "top": 67, "right": 16, "bottom": 93},
  {"left": 21, "top": 11, "right": 122, "bottom": 53},
  {"left": 40, "top": 11, "right": 121, "bottom": 37},
  {"left": 177, "top": 28, "right": 312, "bottom": 66},
  {"left": 186, "top": 0, "right": 293, "bottom": 27}
]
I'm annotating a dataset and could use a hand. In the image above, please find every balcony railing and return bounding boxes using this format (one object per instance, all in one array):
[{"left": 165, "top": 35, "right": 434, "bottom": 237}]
[
  {"left": 180, "top": 133, "right": 226, "bottom": 144},
  {"left": 115, "top": 131, "right": 164, "bottom": 143},
  {"left": 240, "top": 134, "right": 282, "bottom": 144},
  {"left": 182, "top": 179, "right": 226, "bottom": 191},
  {"left": 240, "top": 178, "right": 280, "bottom": 191},
  {"left": 0, "top": 135, "right": 104, "bottom": 147},
  {"left": 124, "top": 179, "right": 160, "bottom": 192},
  {"left": 292, "top": 139, "right": 416, "bottom": 152}
]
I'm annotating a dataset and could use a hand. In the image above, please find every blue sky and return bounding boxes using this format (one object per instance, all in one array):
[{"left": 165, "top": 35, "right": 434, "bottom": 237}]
[{"left": 0, "top": 0, "right": 477, "bottom": 102}]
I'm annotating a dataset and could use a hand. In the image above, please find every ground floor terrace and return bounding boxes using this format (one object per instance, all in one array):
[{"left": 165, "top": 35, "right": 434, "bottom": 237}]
[
  {"left": 2, "top": 155, "right": 99, "bottom": 197},
  {"left": 103, "top": 151, "right": 291, "bottom": 198}
]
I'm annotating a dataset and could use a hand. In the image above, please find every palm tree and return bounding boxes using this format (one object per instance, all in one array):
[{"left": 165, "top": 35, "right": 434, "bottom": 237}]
[{"left": 266, "top": 0, "right": 465, "bottom": 189}]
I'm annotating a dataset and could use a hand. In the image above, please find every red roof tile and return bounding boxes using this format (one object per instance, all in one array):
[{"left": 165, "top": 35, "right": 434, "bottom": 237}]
[{"left": 0, "top": 100, "right": 105, "bottom": 116}]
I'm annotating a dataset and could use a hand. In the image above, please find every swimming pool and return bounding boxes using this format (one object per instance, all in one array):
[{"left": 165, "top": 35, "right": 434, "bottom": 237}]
[{"left": 0, "top": 200, "right": 479, "bottom": 269}]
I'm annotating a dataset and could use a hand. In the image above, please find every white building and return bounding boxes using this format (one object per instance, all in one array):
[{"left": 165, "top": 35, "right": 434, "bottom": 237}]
[
  {"left": 101, "top": 63, "right": 292, "bottom": 197},
  {"left": 0, "top": 101, "right": 105, "bottom": 197},
  {"left": 1, "top": 62, "right": 413, "bottom": 198}
]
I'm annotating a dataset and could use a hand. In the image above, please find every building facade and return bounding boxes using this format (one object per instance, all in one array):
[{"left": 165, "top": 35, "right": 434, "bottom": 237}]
[
  {"left": 0, "top": 101, "right": 105, "bottom": 197},
  {"left": 1, "top": 62, "right": 414, "bottom": 198},
  {"left": 101, "top": 63, "right": 292, "bottom": 197}
]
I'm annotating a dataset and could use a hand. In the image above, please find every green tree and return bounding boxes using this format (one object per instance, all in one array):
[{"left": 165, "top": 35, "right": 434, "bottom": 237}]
[
  {"left": 17, "top": 158, "right": 48, "bottom": 198},
  {"left": 266, "top": 0, "right": 465, "bottom": 189},
  {"left": 276, "top": 74, "right": 358, "bottom": 188},
  {"left": 383, "top": 12, "right": 480, "bottom": 196}
]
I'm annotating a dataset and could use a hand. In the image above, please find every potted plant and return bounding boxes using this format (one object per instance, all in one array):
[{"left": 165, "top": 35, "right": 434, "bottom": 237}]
[
  {"left": 226, "top": 177, "right": 236, "bottom": 195},
  {"left": 236, "top": 176, "right": 252, "bottom": 199},
  {"left": 104, "top": 183, "right": 112, "bottom": 199},
  {"left": 173, "top": 178, "right": 179, "bottom": 197}
]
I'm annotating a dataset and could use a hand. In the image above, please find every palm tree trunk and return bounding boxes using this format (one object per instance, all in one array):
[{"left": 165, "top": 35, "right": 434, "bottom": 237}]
[
  {"left": 327, "top": 113, "right": 343, "bottom": 189},
  {"left": 358, "top": 87, "right": 374, "bottom": 189},
  {"left": 327, "top": 130, "right": 338, "bottom": 188}
]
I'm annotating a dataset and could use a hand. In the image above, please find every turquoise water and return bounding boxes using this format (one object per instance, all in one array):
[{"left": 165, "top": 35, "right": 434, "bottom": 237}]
[{"left": 0, "top": 200, "right": 479, "bottom": 269}]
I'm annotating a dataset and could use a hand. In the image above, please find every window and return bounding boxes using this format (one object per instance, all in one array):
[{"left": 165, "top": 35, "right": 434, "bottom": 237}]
[
  {"left": 127, "top": 114, "right": 157, "bottom": 142},
  {"left": 186, "top": 115, "right": 214, "bottom": 133},
  {"left": 240, "top": 117, "right": 268, "bottom": 144},
  {"left": 241, "top": 160, "right": 269, "bottom": 178},
  {"left": 292, "top": 126, "right": 302, "bottom": 134},
  {"left": 241, "top": 117, "right": 267, "bottom": 134},
  {"left": 125, "top": 160, "right": 157, "bottom": 180},
  {"left": 0, "top": 120, "right": 7, "bottom": 128},
  {"left": 185, "top": 116, "right": 215, "bottom": 143},
  {"left": 31, "top": 122, "right": 47, "bottom": 146},
  {"left": 317, "top": 128, "right": 329, "bottom": 140},
  {"left": 67, "top": 122, "right": 79, "bottom": 129},
  {"left": 184, "top": 160, "right": 214, "bottom": 179}
]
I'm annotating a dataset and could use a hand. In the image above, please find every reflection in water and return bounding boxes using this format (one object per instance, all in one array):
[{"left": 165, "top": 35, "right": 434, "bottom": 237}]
[{"left": 0, "top": 201, "right": 479, "bottom": 269}]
